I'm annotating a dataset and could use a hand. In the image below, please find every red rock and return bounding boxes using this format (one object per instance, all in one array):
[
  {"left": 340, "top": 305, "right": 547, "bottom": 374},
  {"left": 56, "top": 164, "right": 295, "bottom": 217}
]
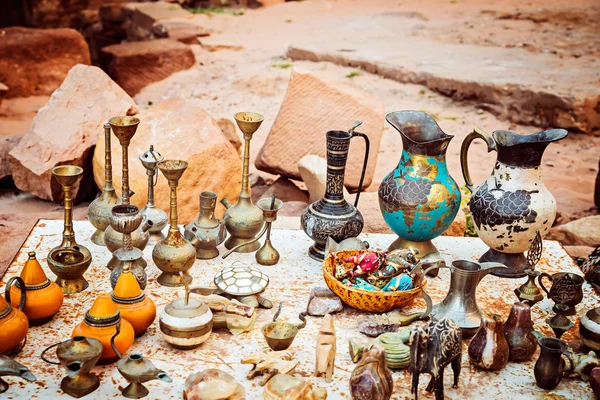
[
  {"left": 102, "top": 39, "right": 196, "bottom": 96},
  {"left": 152, "top": 19, "right": 209, "bottom": 44},
  {"left": 549, "top": 216, "right": 600, "bottom": 247},
  {"left": 255, "top": 68, "right": 383, "bottom": 190},
  {"left": 9, "top": 65, "right": 137, "bottom": 203},
  {"left": 0, "top": 27, "right": 90, "bottom": 98},
  {"left": 261, "top": 177, "right": 309, "bottom": 204},
  {"left": 0, "top": 135, "right": 21, "bottom": 181}
]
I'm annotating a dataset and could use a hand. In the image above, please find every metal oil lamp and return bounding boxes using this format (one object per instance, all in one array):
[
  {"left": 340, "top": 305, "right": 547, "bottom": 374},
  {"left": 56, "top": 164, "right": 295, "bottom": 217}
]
[
  {"left": 41, "top": 335, "right": 103, "bottom": 398},
  {"left": 104, "top": 116, "right": 152, "bottom": 271},
  {"left": 139, "top": 145, "right": 168, "bottom": 245},
  {"left": 152, "top": 160, "right": 196, "bottom": 287},
  {"left": 184, "top": 191, "right": 227, "bottom": 260},
  {"left": 88, "top": 123, "right": 120, "bottom": 246},
  {"left": 0, "top": 355, "right": 36, "bottom": 394},
  {"left": 220, "top": 112, "right": 265, "bottom": 253},
  {"left": 109, "top": 204, "right": 150, "bottom": 290},
  {"left": 47, "top": 165, "right": 92, "bottom": 294}
]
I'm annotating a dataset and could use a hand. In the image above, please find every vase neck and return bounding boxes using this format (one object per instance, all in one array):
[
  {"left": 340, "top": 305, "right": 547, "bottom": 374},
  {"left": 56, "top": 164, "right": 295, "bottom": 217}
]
[{"left": 324, "top": 131, "right": 351, "bottom": 201}]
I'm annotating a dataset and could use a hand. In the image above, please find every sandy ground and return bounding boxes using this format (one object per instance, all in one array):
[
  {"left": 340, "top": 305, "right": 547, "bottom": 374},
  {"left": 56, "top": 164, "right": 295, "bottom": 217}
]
[{"left": 0, "top": 0, "right": 598, "bottom": 273}]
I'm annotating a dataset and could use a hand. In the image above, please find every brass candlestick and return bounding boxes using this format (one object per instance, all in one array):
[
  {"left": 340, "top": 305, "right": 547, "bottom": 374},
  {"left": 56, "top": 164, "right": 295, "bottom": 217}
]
[
  {"left": 152, "top": 160, "right": 195, "bottom": 287},
  {"left": 88, "top": 123, "right": 120, "bottom": 246},
  {"left": 139, "top": 145, "right": 168, "bottom": 245},
  {"left": 220, "top": 112, "right": 265, "bottom": 253},
  {"left": 104, "top": 116, "right": 152, "bottom": 271},
  {"left": 109, "top": 205, "right": 148, "bottom": 290},
  {"left": 47, "top": 166, "right": 92, "bottom": 294}
]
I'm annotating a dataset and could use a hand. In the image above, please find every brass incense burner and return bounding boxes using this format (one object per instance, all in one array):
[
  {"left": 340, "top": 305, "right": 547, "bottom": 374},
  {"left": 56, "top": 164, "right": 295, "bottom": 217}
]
[
  {"left": 88, "top": 123, "right": 120, "bottom": 246},
  {"left": 152, "top": 160, "right": 196, "bottom": 287},
  {"left": 139, "top": 145, "right": 168, "bottom": 245},
  {"left": 47, "top": 166, "right": 92, "bottom": 294},
  {"left": 104, "top": 116, "right": 152, "bottom": 271},
  {"left": 220, "top": 112, "right": 265, "bottom": 253},
  {"left": 109, "top": 205, "right": 149, "bottom": 290}
]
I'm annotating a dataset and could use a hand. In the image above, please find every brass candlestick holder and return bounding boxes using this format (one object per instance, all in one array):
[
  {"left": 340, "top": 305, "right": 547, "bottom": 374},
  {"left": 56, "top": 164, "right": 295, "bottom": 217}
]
[
  {"left": 220, "top": 112, "right": 265, "bottom": 253},
  {"left": 109, "top": 205, "right": 149, "bottom": 290},
  {"left": 47, "top": 166, "right": 92, "bottom": 294},
  {"left": 152, "top": 160, "right": 196, "bottom": 287},
  {"left": 139, "top": 145, "right": 168, "bottom": 245},
  {"left": 104, "top": 116, "right": 152, "bottom": 271},
  {"left": 88, "top": 123, "right": 120, "bottom": 246}
]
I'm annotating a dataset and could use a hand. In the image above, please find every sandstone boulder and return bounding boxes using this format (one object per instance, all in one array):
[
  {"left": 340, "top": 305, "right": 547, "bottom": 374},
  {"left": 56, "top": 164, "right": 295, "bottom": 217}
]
[
  {"left": 564, "top": 245, "right": 595, "bottom": 259},
  {"left": 93, "top": 98, "right": 242, "bottom": 223},
  {"left": 298, "top": 154, "right": 350, "bottom": 204},
  {"left": 102, "top": 39, "right": 196, "bottom": 96},
  {"left": 9, "top": 64, "right": 137, "bottom": 203},
  {"left": 0, "top": 135, "right": 21, "bottom": 181},
  {"left": 255, "top": 68, "right": 383, "bottom": 190},
  {"left": 595, "top": 157, "right": 600, "bottom": 208},
  {"left": 153, "top": 19, "right": 209, "bottom": 44},
  {"left": 217, "top": 117, "right": 242, "bottom": 155},
  {"left": 549, "top": 215, "right": 600, "bottom": 247},
  {"left": 125, "top": 1, "right": 192, "bottom": 41},
  {"left": 260, "top": 177, "right": 309, "bottom": 204},
  {"left": 0, "top": 27, "right": 90, "bottom": 98}
]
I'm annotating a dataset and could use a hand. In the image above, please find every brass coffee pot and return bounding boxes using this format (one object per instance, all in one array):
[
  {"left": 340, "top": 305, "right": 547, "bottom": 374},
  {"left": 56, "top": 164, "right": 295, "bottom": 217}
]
[
  {"left": 41, "top": 336, "right": 103, "bottom": 398},
  {"left": 184, "top": 191, "right": 227, "bottom": 260},
  {"left": 88, "top": 123, "right": 120, "bottom": 246},
  {"left": 152, "top": 160, "right": 196, "bottom": 287},
  {"left": 139, "top": 145, "right": 168, "bottom": 245},
  {"left": 104, "top": 116, "right": 153, "bottom": 271},
  {"left": 47, "top": 165, "right": 92, "bottom": 294},
  {"left": 0, "top": 355, "right": 36, "bottom": 394},
  {"left": 220, "top": 112, "right": 265, "bottom": 253}
]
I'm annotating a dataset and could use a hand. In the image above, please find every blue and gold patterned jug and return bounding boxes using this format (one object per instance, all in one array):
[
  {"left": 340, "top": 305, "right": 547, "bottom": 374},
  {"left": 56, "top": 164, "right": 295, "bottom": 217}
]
[{"left": 378, "top": 111, "right": 460, "bottom": 268}]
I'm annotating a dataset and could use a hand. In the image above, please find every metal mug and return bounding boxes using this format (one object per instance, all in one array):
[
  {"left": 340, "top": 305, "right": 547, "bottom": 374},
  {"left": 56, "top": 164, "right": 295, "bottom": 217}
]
[{"left": 538, "top": 272, "right": 584, "bottom": 315}]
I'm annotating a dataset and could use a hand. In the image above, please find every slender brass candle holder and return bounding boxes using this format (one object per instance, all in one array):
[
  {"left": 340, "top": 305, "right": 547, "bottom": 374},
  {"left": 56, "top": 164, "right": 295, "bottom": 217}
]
[
  {"left": 88, "top": 123, "right": 121, "bottom": 246},
  {"left": 220, "top": 112, "right": 265, "bottom": 253},
  {"left": 139, "top": 145, "right": 168, "bottom": 245},
  {"left": 152, "top": 160, "right": 195, "bottom": 287},
  {"left": 104, "top": 117, "right": 152, "bottom": 271},
  {"left": 47, "top": 165, "right": 92, "bottom": 294}
]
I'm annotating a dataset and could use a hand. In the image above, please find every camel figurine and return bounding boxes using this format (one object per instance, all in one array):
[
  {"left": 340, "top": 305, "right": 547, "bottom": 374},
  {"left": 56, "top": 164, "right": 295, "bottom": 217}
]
[{"left": 315, "top": 313, "right": 336, "bottom": 382}]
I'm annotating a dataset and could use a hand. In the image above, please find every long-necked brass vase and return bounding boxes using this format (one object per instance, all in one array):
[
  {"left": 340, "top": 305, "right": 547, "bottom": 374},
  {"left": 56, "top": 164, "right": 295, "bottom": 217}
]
[
  {"left": 220, "top": 112, "right": 265, "bottom": 253},
  {"left": 104, "top": 116, "right": 152, "bottom": 271},
  {"left": 152, "top": 160, "right": 196, "bottom": 287},
  {"left": 88, "top": 123, "right": 120, "bottom": 246},
  {"left": 139, "top": 145, "right": 168, "bottom": 245},
  {"left": 47, "top": 166, "right": 92, "bottom": 294}
]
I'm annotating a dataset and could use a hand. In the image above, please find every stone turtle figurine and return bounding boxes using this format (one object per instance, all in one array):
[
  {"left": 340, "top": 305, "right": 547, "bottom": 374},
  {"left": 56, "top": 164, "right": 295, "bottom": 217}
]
[
  {"left": 349, "top": 345, "right": 393, "bottom": 400},
  {"left": 409, "top": 318, "right": 462, "bottom": 400}
]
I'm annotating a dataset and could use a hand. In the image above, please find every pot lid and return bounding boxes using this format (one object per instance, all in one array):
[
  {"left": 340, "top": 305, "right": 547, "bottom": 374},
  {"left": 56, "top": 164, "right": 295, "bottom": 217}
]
[
  {"left": 113, "top": 264, "right": 142, "bottom": 300},
  {"left": 85, "top": 292, "right": 120, "bottom": 326},
  {"left": 20, "top": 251, "right": 48, "bottom": 286},
  {"left": 139, "top": 145, "right": 164, "bottom": 169},
  {"left": 214, "top": 265, "right": 269, "bottom": 296}
]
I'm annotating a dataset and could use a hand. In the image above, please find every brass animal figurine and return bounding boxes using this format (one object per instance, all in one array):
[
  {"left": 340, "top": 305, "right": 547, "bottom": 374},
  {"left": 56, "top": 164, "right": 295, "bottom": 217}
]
[
  {"left": 315, "top": 314, "right": 336, "bottom": 382},
  {"left": 263, "top": 374, "right": 327, "bottom": 400},
  {"left": 349, "top": 345, "right": 393, "bottom": 400},
  {"left": 242, "top": 350, "right": 298, "bottom": 386},
  {"left": 0, "top": 355, "right": 36, "bottom": 394},
  {"left": 409, "top": 318, "right": 462, "bottom": 400}
]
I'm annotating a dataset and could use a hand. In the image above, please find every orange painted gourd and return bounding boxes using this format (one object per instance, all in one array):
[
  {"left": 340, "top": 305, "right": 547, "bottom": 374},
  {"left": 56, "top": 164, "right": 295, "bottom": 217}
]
[
  {"left": 111, "top": 265, "right": 156, "bottom": 337},
  {"left": 0, "top": 277, "right": 29, "bottom": 355}
]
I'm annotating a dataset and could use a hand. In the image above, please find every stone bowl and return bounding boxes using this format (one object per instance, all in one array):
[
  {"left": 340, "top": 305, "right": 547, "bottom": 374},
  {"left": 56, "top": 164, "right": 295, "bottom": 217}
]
[{"left": 322, "top": 249, "right": 426, "bottom": 313}]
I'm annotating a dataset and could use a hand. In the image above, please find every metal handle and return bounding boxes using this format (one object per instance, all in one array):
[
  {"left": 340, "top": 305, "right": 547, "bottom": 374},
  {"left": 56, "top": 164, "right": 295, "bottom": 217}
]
[
  {"left": 272, "top": 302, "right": 283, "bottom": 322},
  {"left": 110, "top": 322, "right": 123, "bottom": 360},
  {"left": 5, "top": 276, "right": 26, "bottom": 311},
  {"left": 538, "top": 272, "right": 553, "bottom": 296},
  {"left": 41, "top": 341, "right": 63, "bottom": 365},
  {"left": 351, "top": 131, "right": 370, "bottom": 208},
  {"left": 460, "top": 127, "right": 496, "bottom": 193},
  {"left": 562, "top": 348, "right": 575, "bottom": 375}
]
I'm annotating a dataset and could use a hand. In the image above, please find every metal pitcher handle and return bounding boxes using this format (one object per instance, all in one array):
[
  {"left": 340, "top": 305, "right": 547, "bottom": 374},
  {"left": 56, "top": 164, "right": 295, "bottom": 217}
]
[
  {"left": 537, "top": 272, "right": 553, "bottom": 296},
  {"left": 41, "top": 341, "right": 64, "bottom": 365},
  {"left": 460, "top": 127, "right": 496, "bottom": 193},
  {"left": 5, "top": 276, "right": 26, "bottom": 311},
  {"left": 350, "top": 131, "right": 370, "bottom": 208}
]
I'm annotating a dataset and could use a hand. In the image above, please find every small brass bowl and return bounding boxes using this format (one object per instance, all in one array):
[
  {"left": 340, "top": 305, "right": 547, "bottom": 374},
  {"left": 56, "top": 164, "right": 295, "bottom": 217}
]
[
  {"left": 261, "top": 321, "right": 298, "bottom": 351},
  {"left": 322, "top": 249, "right": 426, "bottom": 313}
]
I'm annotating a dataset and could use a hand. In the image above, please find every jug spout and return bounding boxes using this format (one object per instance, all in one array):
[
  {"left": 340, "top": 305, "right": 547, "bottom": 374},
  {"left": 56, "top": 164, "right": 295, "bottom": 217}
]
[
  {"left": 141, "top": 220, "right": 154, "bottom": 233},
  {"left": 220, "top": 198, "right": 232, "bottom": 209},
  {"left": 478, "top": 262, "right": 508, "bottom": 280}
]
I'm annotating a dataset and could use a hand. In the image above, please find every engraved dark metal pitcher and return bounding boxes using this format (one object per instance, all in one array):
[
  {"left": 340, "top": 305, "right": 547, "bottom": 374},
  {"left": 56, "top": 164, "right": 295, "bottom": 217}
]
[{"left": 301, "top": 122, "right": 370, "bottom": 261}]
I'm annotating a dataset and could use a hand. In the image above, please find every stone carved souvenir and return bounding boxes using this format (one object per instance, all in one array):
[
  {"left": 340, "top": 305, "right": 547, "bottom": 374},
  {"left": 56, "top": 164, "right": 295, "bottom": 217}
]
[
  {"left": 263, "top": 374, "right": 327, "bottom": 400},
  {"left": 242, "top": 350, "right": 298, "bottom": 386},
  {"left": 315, "top": 314, "right": 336, "bottom": 382},
  {"left": 429, "top": 260, "right": 506, "bottom": 336},
  {"left": 349, "top": 345, "right": 393, "bottom": 400},
  {"left": 534, "top": 337, "right": 573, "bottom": 390},
  {"left": 503, "top": 302, "right": 537, "bottom": 362},
  {"left": 378, "top": 111, "right": 461, "bottom": 268},
  {"left": 349, "top": 331, "right": 411, "bottom": 369},
  {"left": 409, "top": 318, "right": 462, "bottom": 400},
  {"left": 591, "top": 367, "right": 600, "bottom": 398},
  {"left": 566, "top": 351, "right": 599, "bottom": 382},
  {"left": 41, "top": 336, "right": 103, "bottom": 398},
  {"left": 468, "top": 314, "right": 509, "bottom": 371},
  {"left": 0, "top": 355, "right": 35, "bottom": 394},
  {"left": 325, "top": 236, "right": 369, "bottom": 257},
  {"left": 221, "top": 112, "right": 266, "bottom": 253},
  {"left": 213, "top": 265, "right": 272, "bottom": 309},
  {"left": 88, "top": 123, "right": 121, "bottom": 246},
  {"left": 547, "top": 304, "right": 574, "bottom": 339},
  {"left": 538, "top": 272, "right": 584, "bottom": 315},
  {"left": 0, "top": 277, "right": 28, "bottom": 355},
  {"left": 9, "top": 251, "right": 63, "bottom": 325},
  {"left": 580, "top": 306, "right": 600, "bottom": 351},
  {"left": 184, "top": 191, "right": 227, "bottom": 260},
  {"left": 305, "top": 287, "right": 343, "bottom": 317},
  {"left": 111, "top": 264, "right": 156, "bottom": 337},
  {"left": 301, "top": 121, "right": 370, "bottom": 261},
  {"left": 184, "top": 369, "right": 245, "bottom": 400},
  {"left": 461, "top": 127, "right": 568, "bottom": 278},
  {"left": 139, "top": 145, "right": 168, "bottom": 245}
]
